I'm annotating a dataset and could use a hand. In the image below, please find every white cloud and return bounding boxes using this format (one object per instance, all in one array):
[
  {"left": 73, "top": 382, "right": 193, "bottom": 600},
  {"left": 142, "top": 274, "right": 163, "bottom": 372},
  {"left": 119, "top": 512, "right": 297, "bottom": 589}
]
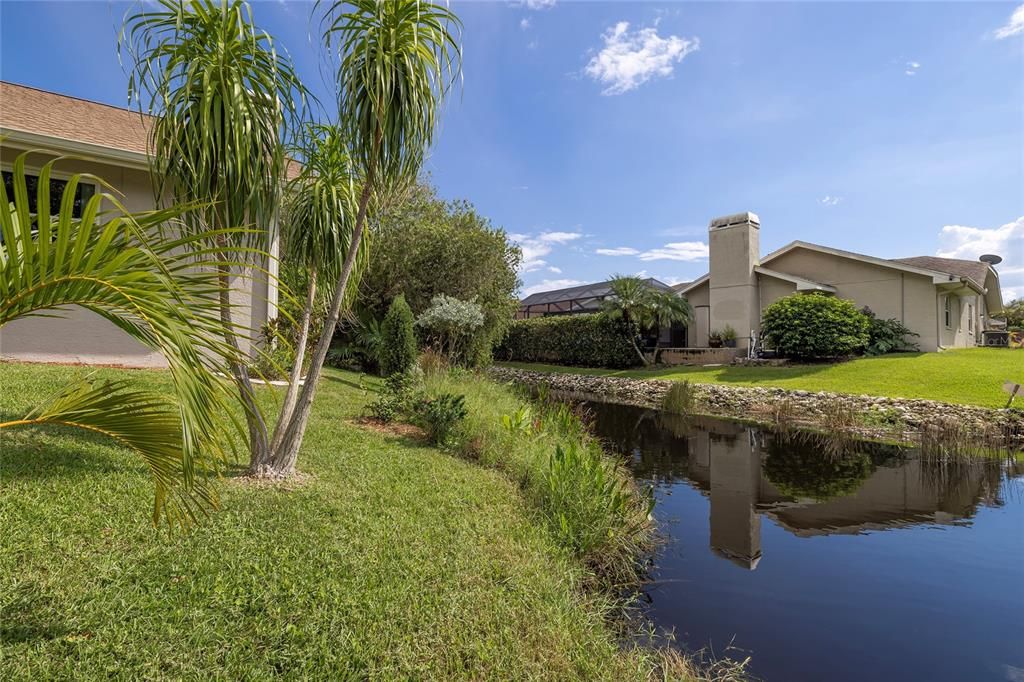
[
  {"left": 936, "top": 216, "right": 1024, "bottom": 303},
  {"left": 520, "top": 17, "right": 531, "bottom": 30},
  {"left": 584, "top": 21, "right": 699, "bottom": 95},
  {"left": 936, "top": 216, "right": 1024, "bottom": 260},
  {"left": 994, "top": 4, "right": 1024, "bottom": 39},
  {"left": 819, "top": 195, "right": 843, "bottom": 206},
  {"left": 595, "top": 241, "right": 709, "bottom": 261},
  {"left": 538, "top": 231, "right": 583, "bottom": 244},
  {"left": 904, "top": 61, "right": 921, "bottom": 76},
  {"left": 547, "top": 266, "right": 562, "bottom": 274},
  {"left": 596, "top": 247, "right": 640, "bottom": 256},
  {"left": 522, "top": 279, "right": 584, "bottom": 297},
  {"left": 523, "top": 0, "right": 556, "bottom": 9},
  {"left": 638, "top": 241, "right": 709, "bottom": 262},
  {"left": 509, "top": 230, "right": 583, "bottom": 272}
]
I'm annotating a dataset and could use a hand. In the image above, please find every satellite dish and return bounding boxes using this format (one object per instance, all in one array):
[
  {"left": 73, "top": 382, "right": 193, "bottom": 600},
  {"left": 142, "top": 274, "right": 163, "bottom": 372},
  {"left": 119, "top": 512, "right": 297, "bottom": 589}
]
[{"left": 980, "top": 254, "right": 1003, "bottom": 266}]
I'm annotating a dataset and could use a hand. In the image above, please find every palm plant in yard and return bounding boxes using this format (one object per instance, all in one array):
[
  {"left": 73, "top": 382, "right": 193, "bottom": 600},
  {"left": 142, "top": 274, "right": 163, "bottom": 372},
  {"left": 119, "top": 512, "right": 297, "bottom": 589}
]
[
  {"left": 266, "top": 124, "right": 368, "bottom": 468},
  {"left": 120, "top": 0, "right": 307, "bottom": 470},
  {"left": 0, "top": 154, "right": 246, "bottom": 527},
  {"left": 601, "top": 275, "right": 693, "bottom": 365},
  {"left": 266, "top": 0, "right": 462, "bottom": 473}
]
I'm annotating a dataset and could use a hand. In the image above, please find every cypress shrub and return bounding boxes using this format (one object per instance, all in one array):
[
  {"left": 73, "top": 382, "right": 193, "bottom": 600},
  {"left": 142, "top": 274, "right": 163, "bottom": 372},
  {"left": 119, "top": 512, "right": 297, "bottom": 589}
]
[
  {"left": 496, "top": 313, "right": 640, "bottom": 368},
  {"left": 379, "top": 295, "right": 418, "bottom": 376}
]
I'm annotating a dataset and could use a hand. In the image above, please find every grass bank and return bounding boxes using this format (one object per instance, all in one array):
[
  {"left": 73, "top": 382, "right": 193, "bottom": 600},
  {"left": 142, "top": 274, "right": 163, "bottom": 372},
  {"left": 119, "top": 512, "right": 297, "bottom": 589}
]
[
  {"left": 499, "top": 348, "right": 1022, "bottom": 409},
  {"left": 1, "top": 362, "right": 698, "bottom": 680}
]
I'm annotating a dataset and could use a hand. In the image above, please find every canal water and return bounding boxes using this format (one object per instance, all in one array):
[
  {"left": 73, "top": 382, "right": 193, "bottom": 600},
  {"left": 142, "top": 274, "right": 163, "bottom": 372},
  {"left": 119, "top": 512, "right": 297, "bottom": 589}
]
[{"left": 582, "top": 399, "right": 1024, "bottom": 682}]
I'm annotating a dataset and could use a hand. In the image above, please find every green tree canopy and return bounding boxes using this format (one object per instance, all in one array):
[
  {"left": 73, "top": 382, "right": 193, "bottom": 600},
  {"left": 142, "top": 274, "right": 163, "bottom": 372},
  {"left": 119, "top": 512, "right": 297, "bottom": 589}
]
[{"left": 356, "top": 182, "right": 520, "bottom": 364}]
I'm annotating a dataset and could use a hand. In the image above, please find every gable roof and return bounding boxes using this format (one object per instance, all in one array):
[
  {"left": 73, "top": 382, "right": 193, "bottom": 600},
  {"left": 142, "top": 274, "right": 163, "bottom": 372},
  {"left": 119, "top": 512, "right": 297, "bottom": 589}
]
[
  {"left": 0, "top": 81, "right": 152, "bottom": 160},
  {"left": 891, "top": 256, "right": 991, "bottom": 290},
  {"left": 520, "top": 278, "right": 669, "bottom": 306}
]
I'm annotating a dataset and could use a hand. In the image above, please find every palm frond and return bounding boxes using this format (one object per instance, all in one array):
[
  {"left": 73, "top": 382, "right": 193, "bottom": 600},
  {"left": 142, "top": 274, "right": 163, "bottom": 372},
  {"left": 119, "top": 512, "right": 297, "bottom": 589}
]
[
  {"left": 120, "top": 0, "right": 309, "bottom": 242},
  {"left": 2, "top": 379, "right": 218, "bottom": 529},
  {"left": 1, "top": 151, "right": 249, "bottom": 524},
  {"left": 322, "top": 0, "right": 463, "bottom": 186}
]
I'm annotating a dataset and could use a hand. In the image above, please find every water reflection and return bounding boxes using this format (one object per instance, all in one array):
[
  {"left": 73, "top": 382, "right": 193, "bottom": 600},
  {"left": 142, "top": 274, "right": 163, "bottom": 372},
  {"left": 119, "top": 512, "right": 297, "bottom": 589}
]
[
  {"left": 578, "top": 399, "right": 1024, "bottom": 681},
  {"left": 587, "top": 403, "right": 1011, "bottom": 570}
]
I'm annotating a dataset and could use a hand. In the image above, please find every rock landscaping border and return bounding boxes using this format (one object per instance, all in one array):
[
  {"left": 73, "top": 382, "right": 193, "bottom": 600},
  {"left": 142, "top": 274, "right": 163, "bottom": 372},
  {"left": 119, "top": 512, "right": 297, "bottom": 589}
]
[{"left": 487, "top": 366, "right": 1024, "bottom": 448}]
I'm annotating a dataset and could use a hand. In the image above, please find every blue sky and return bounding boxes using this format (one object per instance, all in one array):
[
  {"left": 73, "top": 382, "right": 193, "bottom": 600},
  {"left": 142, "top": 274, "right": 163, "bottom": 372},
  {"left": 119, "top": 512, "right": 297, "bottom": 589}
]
[{"left": 2, "top": 1, "right": 1022, "bottom": 299}]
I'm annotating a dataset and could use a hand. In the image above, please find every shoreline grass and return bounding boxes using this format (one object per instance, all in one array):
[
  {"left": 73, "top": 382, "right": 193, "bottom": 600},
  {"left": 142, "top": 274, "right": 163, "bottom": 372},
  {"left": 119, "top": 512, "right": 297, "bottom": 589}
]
[
  {"left": 1, "top": 361, "right": 714, "bottom": 680},
  {"left": 498, "top": 348, "right": 1022, "bottom": 409}
]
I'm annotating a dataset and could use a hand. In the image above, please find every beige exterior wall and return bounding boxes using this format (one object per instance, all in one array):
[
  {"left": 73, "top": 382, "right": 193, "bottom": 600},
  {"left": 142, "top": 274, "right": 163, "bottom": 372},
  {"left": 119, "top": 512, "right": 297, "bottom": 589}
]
[
  {"left": 0, "top": 147, "right": 276, "bottom": 367},
  {"left": 683, "top": 280, "right": 710, "bottom": 348},
  {"left": 764, "top": 247, "right": 946, "bottom": 352},
  {"left": 757, "top": 276, "right": 796, "bottom": 316}
]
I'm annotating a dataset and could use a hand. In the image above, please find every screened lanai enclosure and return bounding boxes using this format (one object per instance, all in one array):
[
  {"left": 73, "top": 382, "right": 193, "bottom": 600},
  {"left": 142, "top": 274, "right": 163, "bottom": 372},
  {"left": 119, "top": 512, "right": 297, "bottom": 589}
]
[{"left": 517, "top": 278, "right": 689, "bottom": 348}]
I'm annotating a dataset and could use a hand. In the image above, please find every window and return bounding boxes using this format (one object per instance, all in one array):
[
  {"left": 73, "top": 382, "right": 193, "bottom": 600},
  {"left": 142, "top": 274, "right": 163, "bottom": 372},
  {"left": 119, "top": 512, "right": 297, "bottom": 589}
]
[
  {"left": 2, "top": 170, "right": 96, "bottom": 220},
  {"left": 968, "top": 303, "right": 974, "bottom": 333},
  {"left": 943, "top": 295, "right": 952, "bottom": 328}
]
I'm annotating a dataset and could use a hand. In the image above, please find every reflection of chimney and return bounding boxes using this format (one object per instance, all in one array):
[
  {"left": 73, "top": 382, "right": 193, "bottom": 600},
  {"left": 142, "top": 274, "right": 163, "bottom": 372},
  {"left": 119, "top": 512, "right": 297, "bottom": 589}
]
[
  {"left": 709, "top": 212, "right": 760, "bottom": 350},
  {"left": 709, "top": 431, "right": 762, "bottom": 569}
]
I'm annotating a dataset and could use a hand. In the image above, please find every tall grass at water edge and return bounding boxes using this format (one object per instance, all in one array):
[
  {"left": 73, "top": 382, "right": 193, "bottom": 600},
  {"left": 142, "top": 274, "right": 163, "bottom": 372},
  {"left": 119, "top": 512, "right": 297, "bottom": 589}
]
[{"left": 427, "top": 372, "right": 656, "bottom": 590}]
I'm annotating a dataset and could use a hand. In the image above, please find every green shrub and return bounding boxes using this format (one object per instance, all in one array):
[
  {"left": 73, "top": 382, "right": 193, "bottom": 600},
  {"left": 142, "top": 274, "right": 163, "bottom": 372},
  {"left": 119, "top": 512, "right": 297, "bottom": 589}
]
[
  {"left": 862, "top": 309, "right": 919, "bottom": 355},
  {"left": 497, "top": 313, "right": 641, "bottom": 368},
  {"left": 414, "top": 392, "right": 468, "bottom": 447},
  {"left": 379, "top": 295, "right": 418, "bottom": 376},
  {"left": 761, "top": 292, "right": 870, "bottom": 359},
  {"left": 416, "top": 294, "right": 486, "bottom": 366},
  {"left": 366, "top": 370, "right": 424, "bottom": 423}
]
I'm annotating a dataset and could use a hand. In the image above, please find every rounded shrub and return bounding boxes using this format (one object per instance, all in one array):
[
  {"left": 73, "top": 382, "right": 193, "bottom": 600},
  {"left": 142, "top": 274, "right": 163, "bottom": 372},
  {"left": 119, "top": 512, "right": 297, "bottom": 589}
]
[
  {"left": 379, "top": 295, "right": 418, "bottom": 376},
  {"left": 760, "top": 292, "right": 869, "bottom": 359}
]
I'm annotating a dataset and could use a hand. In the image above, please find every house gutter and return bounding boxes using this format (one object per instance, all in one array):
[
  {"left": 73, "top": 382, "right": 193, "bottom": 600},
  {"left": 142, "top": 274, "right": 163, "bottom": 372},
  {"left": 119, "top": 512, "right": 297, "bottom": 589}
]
[{"left": 0, "top": 127, "right": 151, "bottom": 170}]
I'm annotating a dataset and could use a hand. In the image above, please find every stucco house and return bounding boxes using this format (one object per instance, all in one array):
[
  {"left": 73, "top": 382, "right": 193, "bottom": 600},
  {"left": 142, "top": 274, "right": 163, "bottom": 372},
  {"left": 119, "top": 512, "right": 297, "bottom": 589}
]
[
  {"left": 519, "top": 211, "right": 1005, "bottom": 354},
  {"left": 679, "top": 212, "right": 1004, "bottom": 352},
  {"left": 0, "top": 81, "right": 279, "bottom": 367}
]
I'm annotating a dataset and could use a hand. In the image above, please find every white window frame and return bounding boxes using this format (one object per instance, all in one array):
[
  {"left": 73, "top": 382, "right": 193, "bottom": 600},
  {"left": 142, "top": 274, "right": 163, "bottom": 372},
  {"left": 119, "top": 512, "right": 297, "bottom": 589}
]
[{"left": 943, "top": 295, "right": 952, "bottom": 329}]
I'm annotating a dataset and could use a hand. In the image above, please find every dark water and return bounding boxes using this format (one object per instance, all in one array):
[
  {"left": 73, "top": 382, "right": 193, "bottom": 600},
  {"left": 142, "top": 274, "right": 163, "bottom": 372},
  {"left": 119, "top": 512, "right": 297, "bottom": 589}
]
[{"left": 583, "top": 400, "right": 1024, "bottom": 682}]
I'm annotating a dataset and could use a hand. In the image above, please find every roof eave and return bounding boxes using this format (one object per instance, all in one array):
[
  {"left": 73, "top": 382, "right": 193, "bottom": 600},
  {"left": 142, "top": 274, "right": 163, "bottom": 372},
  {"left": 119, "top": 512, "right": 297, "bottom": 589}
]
[{"left": 1, "top": 127, "right": 150, "bottom": 170}]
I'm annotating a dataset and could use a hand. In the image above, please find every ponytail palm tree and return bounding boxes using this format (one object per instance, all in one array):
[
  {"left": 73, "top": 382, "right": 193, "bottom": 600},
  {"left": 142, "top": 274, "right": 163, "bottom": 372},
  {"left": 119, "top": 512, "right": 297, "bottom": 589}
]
[
  {"left": 269, "top": 0, "right": 462, "bottom": 470},
  {"left": 265, "top": 124, "right": 367, "bottom": 472},
  {"left": 1, "top": 153, "right": 246, "bottom": 527},
  {"left": 120, "top": 0, "right": 308, "bottom": 469}
]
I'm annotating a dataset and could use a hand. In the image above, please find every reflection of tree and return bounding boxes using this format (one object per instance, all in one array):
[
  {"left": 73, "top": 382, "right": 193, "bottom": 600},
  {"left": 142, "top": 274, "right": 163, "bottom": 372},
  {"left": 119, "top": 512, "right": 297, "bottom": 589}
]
[{"left": 764, "top": 439, "right": 876, "bottom": 501}]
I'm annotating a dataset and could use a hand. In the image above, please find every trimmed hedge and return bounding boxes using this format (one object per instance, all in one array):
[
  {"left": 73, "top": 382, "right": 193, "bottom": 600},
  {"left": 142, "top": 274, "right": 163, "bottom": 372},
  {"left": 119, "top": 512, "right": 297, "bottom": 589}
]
[{"left": 496, "top": 313, "right": 640, "bottom": 368}]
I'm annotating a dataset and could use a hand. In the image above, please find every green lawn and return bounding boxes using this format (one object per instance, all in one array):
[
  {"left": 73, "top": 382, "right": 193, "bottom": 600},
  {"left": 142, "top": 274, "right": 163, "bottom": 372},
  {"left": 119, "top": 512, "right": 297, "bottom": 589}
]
[
  {"left": 499, "top": 348, "right": 1023, "bottom": 409},
  {"left": 0, "top": 363, "right": 667, "bottom": 680}
]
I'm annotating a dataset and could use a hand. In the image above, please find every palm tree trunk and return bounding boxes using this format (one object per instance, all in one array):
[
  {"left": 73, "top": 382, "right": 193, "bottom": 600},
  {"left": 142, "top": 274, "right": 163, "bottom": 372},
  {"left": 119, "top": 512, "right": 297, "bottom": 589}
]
[
  {"left": 267, "top": 267, "right": 316, "bottom": 458},
  {"left": 269, "top": 167, "right": 376, "bottom": 474},
  {"left": 215, "top": 257, "right": 270, "bottom": 468}
]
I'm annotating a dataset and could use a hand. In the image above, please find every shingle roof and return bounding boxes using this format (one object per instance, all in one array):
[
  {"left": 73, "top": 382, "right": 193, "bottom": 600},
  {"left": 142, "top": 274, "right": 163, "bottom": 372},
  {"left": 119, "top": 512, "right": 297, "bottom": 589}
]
[
  {"left": 520, "top": 278, "right": 670, "bottom": 306},
  {"left": 1, "top": 81, "right": 152, "bottom": 156},
  {"left": 891, "top": 256, "right": 990, "bottom": 289},
  {"left": 1, "top": 81, "right": 302, "bottom": 179}
]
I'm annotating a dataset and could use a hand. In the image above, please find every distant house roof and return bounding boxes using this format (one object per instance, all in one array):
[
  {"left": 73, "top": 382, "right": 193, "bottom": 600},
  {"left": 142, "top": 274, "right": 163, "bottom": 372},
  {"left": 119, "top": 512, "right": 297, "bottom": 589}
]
[
  {"left": 520, "top": 278, "right": 670, "bottom": 307},
  {"left": 891, "top": 256, "right": 992, "bottom": 290},
  {"left": 1, "top": 81, "right": 301, "bottom": 179}
]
